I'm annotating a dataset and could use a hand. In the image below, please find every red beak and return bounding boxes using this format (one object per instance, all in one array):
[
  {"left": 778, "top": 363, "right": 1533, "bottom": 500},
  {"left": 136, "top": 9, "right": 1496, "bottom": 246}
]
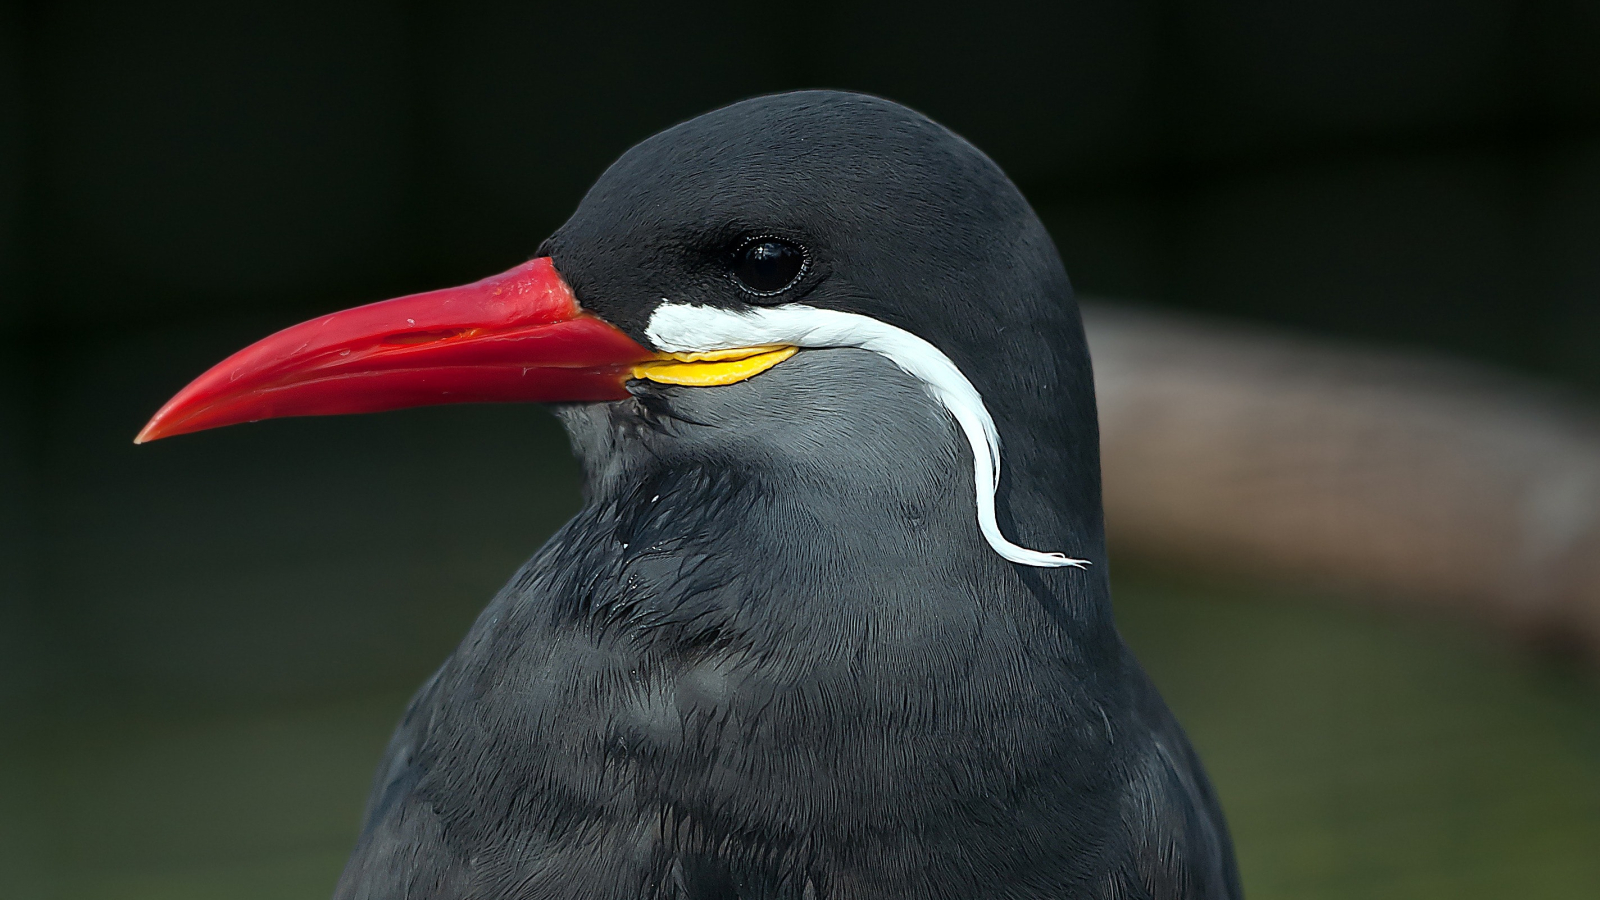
[{"left": 135, "top": 258, "right": 656, "bottom": 443}]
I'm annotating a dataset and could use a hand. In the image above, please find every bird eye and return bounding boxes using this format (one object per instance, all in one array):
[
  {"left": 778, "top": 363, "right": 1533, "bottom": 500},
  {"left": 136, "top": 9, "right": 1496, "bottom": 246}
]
[{"left": 730, "top": 238, "right": 807, "bottom": 296}]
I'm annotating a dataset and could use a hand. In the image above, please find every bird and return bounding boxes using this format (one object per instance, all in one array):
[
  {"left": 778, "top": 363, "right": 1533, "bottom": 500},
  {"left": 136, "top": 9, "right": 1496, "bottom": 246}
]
[{"left": 138, "top": 90, "right": 1240, "bottom": 900}]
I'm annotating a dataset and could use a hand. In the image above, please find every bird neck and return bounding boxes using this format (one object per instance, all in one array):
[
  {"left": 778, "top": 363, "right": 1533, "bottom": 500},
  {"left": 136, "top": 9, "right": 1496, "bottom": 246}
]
[{"left": 548, "top": 350, "right": 1116, "bottom": 667}]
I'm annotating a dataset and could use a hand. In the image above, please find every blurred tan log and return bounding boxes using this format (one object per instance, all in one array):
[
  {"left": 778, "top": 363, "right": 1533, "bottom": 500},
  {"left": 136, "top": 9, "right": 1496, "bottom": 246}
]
[{"left": 1086, "top": 303, "right": 1600, "bottom": 658}]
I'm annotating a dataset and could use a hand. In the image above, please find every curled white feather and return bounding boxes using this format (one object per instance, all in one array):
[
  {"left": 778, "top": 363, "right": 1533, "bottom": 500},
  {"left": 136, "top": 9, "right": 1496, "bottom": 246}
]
[{"left": 644, "top": 302, "right": 1089, "bottom": 569}]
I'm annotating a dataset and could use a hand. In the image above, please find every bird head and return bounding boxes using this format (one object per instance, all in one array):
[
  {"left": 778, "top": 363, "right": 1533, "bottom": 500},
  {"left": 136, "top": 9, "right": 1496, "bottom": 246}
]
[{"left": 138, "top": 91, "right": 1104, "bottom": 576}]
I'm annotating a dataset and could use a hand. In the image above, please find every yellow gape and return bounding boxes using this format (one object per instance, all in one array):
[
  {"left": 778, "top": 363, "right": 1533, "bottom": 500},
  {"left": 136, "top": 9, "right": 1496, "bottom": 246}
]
[{"left": 631, "top": 346, "right": 797, "bottom": 386}]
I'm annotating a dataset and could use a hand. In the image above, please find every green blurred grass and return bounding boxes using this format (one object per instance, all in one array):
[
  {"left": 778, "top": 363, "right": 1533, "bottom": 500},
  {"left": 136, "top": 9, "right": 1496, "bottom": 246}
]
[
  {"left": 4, "top": 570, "right": 1597, "bottom": 899},
  {"left": 1118, "top": 570, "right": 1600, "bottom": 899}
]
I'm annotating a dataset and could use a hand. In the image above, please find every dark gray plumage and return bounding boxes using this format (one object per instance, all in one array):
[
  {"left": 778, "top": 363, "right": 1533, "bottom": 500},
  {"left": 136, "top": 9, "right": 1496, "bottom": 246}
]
[{"left": 334, "top": 91, "right": 1240, "bottom": 899}]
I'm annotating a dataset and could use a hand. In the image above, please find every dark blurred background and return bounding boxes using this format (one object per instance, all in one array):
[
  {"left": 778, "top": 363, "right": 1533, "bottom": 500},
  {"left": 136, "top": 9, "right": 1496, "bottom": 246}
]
[{"left": 1, "top": 1, "right": 1598, "bottom": 897}]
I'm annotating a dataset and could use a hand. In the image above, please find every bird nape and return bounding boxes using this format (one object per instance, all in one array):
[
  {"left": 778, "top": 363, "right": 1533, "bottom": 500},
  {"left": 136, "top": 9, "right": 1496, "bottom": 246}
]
[{"left": 139, "top": 91, "right": 1241, "bottom": 900}]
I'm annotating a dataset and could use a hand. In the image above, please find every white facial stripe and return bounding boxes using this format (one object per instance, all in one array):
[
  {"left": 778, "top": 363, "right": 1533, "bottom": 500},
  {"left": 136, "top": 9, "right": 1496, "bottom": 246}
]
[{"left": 645, "top": 301, "right": 1089, "bottom": 569}]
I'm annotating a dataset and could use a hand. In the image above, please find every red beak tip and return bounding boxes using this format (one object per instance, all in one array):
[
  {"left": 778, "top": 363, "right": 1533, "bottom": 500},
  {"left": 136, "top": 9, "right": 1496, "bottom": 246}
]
[{"left": 134, "top": 258, "right": 650, "bottom": 443}]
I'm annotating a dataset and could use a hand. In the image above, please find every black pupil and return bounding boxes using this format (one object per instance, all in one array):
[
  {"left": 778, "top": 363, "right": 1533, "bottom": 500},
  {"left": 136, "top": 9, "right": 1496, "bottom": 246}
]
[{"left": 733, "top": 240, "right": 804, "bottom": 294}]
